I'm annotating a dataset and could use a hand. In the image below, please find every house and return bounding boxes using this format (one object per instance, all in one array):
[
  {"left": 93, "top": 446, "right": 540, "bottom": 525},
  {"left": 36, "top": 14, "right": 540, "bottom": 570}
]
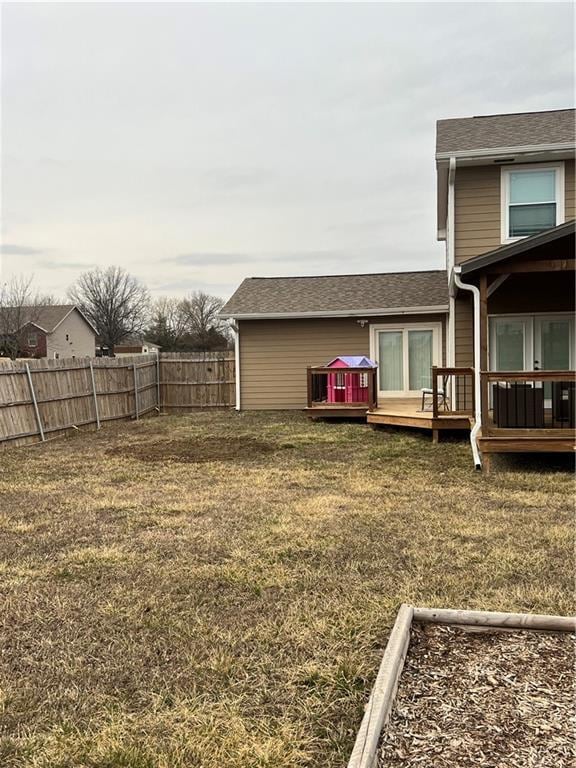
[
  {"left": 221, "top": 108, "right": 575, "bottom": 467},
  {"left": 112, "top": 337, "right": 161, "bottom": 356},
  {"left": 3, "top": 304, "right": 97, "bottom": 359},
  {"left": 436, "top": 109, "right": 575, "bottom": 466},
  {"left": 220, "top": 270, "right": 450, "bottom": 410}
]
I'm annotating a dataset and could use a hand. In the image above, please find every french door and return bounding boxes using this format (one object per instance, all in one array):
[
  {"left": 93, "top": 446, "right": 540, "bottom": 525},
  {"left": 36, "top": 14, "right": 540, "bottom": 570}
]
[
  {"left": 371, "top": 324, "right": 442, "bottom": 398},
  {"left": 490, "top": 314, "right": 574, "bottom": 372}
]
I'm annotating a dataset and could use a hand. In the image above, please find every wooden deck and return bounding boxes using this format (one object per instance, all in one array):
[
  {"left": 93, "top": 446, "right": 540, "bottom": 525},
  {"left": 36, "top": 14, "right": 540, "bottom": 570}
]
[{"left": 366, "top": 398, "right": 472, "bottom": 441}]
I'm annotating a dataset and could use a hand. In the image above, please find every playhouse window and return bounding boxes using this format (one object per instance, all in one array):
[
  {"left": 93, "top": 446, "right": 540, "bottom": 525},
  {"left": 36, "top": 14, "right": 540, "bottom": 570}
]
[
  {"left": 359, "top": 372, "right": 368, "bottom": 388},
  {"left": 335, "top": 372, "right": 345, "bottom": 389}
]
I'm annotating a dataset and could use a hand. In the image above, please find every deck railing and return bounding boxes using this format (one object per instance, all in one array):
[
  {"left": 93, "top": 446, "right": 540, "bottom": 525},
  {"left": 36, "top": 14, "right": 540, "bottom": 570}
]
[
  {"left": 480, "top": 370, "right": 576, "bottom": 431},
  {"left": 306, "top": 366, "right": 378, "bottom": 410},
  {"left": 430, "top": 366, "right": 475, "bottom": 419}
]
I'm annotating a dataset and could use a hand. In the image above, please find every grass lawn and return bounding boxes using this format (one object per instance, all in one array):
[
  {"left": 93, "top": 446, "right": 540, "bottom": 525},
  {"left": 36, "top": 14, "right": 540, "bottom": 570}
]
[{"left": 0, "top": 411, "right": 573, "bottom": 768}]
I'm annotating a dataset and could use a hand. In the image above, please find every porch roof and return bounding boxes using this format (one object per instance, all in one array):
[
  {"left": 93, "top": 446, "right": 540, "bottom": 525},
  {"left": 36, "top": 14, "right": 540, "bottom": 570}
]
[{"left": 459, "top": 220, "right": 575, "bottom": 276}]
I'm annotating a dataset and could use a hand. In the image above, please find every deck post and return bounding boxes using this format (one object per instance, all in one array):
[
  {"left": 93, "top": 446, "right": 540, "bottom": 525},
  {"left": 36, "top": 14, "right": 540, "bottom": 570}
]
[
  {"left": 307, "top": 367, "right": 313, "bottom": 408},
  {"left": 432, "top": 365, "right": 438, "bottom": 418},
  {"left": 479, "top": 274, "right": 489, "bottom": 427},
  {"left": 368, "top": 367, "right": 376, "bottom": 410}
]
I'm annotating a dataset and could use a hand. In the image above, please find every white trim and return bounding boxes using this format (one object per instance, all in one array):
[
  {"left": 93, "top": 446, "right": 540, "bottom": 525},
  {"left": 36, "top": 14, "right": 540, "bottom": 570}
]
[
  {"left": 369, "top": 321, "right": 443, "bottom": 398},
  {"left": 436, "top": 142, "right": 575, "bottom": 162},
  {"left": 447, "top": 157, "right": 456, "bottom": 369},
  {"left": 233, "top": 322, "right": 241, "bottom": 411},
  {"left": 220, "top": 305, "right": 449, "bottom": 321},
  {"left": 500, "top": 162, "right": 565, "bottom": 244}
]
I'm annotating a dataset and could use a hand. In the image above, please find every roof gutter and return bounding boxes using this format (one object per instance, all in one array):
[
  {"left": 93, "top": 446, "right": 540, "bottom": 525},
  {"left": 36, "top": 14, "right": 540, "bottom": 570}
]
[
  {"left": 220, "top": 305, "right": 449, "bottom": 321},
  {"left": 436, "top": 141, "right": 575, "bottom": 162},
  {"left": 453, "top": 266, "right": 482, "bottom": 470}
]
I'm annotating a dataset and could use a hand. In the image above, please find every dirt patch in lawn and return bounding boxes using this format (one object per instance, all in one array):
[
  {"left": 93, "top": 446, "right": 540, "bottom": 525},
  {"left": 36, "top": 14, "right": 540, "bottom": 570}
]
[
  {"left": 378, "top": 625, "right": 575, "bottom": 767},
  {"left": 107, "top": 434, "right": 283, "bottom": 463}
]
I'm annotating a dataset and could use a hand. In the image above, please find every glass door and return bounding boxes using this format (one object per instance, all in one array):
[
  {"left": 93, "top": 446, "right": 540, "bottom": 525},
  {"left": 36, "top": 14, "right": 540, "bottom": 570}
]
[
  {"left": 378, "top": 331, "right": 404, "bottom": 394},
  {"left": 535, "top": 316, "right": 573, "bottom": 371},
  {"left": 489, "top": 317, "right": 531, "bottom": 371},
  {"left": 374, "top": 326, "right": 439, "bottom": 397},
  {"left": 535, "top": 316, "right": 574, "bottom": 407}
]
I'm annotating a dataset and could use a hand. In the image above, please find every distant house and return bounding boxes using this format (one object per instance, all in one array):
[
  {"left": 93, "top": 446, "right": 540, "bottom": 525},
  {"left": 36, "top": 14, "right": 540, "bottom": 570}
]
[
  {"left": 5, "top": 305, "right": 97, "bottom": 359},
  {"left": 111, "top": 337, "right": 161, "bottom": 356}
]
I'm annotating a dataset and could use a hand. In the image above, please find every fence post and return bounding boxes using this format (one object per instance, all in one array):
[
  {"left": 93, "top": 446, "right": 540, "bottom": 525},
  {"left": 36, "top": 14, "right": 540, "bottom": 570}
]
[
  {"left": 89, "top": 360, "right": 100, "bottom": 429},
  {"left": 133, "top": 363, "right": 139, "bottom": 419},
  {"left": 156, "top": 353, "right": 161, "bottom": 411},
  {"left": 25, "top": 363, "right": 45, "bottom": 442}
]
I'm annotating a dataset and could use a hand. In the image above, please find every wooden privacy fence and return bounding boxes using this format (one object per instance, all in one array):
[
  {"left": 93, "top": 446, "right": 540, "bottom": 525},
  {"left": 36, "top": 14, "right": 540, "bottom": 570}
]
[
  {"left": 160, "top": 351, "right": 235, "bottom": 411},
  {"left": 0, "top": 351, "right": 235, "bottom": 448}
]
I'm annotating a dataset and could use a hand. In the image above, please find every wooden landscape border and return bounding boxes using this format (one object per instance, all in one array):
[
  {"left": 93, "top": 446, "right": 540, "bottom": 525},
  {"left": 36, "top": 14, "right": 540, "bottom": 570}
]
[{"left": 346, "top": 605, "right": 576, "bottom": 768}]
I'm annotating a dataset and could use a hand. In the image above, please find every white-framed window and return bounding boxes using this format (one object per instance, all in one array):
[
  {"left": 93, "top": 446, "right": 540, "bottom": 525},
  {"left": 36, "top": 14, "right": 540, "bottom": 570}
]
[
  {"left": 27, "top": 333, "right": 37, "bottom": 347},
  {"left": 369, "top": 322, "right": 443, "bottom": 397},
  {"left": 501, "top": 163, "right": 564, "bottom": 243}
]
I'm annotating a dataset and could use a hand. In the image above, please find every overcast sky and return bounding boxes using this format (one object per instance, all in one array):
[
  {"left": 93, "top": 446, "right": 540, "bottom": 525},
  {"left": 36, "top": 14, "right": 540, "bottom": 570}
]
[{"left": 1, "top": 2, "right": 574, "bottom": 301}]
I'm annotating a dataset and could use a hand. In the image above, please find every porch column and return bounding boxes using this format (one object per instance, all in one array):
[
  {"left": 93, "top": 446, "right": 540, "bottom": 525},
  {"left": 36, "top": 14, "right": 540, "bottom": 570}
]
[{"left": 479, "top": 274, "right": 489, "bottom": 426}]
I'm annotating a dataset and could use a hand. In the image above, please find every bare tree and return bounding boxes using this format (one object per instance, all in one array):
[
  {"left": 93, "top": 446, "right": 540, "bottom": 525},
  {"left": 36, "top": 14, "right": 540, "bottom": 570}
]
[
  {"left": 0, "top": 276, "right": 53, "bottom": 358},
  {"left": 180, "top": 291, "right": 231, "bottom": 350},
  {"left": 68, "top": 266, "right": 150, "bottom": 354},
  {"left": 147, "top": 297, "right": 189, "bottom": 350}
]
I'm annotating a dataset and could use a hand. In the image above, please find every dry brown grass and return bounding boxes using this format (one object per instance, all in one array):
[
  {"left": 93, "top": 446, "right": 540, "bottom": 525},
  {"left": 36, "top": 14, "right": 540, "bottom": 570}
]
[{"left": 0, "top": 411, "right": 573, "bottom": 768}]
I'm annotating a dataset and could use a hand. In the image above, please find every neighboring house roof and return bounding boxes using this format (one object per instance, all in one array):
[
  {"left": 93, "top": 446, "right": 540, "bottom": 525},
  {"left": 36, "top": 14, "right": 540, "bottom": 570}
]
[
  {"left": 220, "top": 270, "right": 449, "bottom": 319},
  {"left": 459, "top": 220, "right": 575, "bottom": 276},
  {"left": 114, "top": 336, "right": 160, "bottom": 348},
  {"left": 436, "top": 109, "right": 575, "bottom": 157},
  {"left": 4, "top": 304, "right": 98, "bottom": 335}
]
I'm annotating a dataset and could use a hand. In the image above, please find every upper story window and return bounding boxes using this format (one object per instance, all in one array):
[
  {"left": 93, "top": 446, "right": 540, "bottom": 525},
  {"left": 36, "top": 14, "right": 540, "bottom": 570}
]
[{"left": 501, "top": 163, "right": 564, "bottom": 242}]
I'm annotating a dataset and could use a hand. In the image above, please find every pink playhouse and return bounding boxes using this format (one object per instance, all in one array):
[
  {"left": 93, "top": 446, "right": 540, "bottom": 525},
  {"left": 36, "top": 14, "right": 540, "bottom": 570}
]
[{"left": 326, "top": 356, "right": 377, "bottom": 404}]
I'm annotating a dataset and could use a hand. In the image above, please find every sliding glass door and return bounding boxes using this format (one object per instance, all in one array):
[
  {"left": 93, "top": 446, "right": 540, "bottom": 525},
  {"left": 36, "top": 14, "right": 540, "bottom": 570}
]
[{"left": 373, "top": 324, "right": 441, "bottom": 397}]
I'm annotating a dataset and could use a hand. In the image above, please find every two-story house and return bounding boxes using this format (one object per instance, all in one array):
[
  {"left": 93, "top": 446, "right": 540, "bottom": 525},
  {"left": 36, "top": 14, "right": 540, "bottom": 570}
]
[
  {"left": 221, "top": 109, "right": 575, "bottom": 468},
  {"left": 436, "top": 109, "right": 575, "bottom": 467},
  {"left": 3, "top": 304, "right": 98, "bottom": 359}
]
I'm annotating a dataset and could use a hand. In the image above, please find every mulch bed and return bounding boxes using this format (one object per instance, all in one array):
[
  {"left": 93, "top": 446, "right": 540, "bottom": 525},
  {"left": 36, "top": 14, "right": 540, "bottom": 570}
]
[
  {"left": 107, "top": 435, "right": 284, "bottom": 463},
  {"left": 378, "top": 624, "right": 575, "bottom": 767}
]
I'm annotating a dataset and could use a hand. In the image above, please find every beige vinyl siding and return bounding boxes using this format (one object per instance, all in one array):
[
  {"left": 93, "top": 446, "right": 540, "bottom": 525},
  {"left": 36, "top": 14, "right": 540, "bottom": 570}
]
[
  {"left": 454, "top": 295, "right": 474, "bottom": 368},
  {"left": 239, "top": 314, "right": 446, "bottom": 410},
  {"left": 454, "top": 159, "right": 576, "bottom": 265},
  {"left": 566, "top": 159, "right": 575, "bottom": 220},
  {"left": 454, "top": 165, "right": 501, "bottom": 264}
]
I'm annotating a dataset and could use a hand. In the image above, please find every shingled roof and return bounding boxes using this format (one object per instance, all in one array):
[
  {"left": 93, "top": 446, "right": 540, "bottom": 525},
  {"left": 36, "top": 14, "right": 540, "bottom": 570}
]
[
  {"left": 220, "top": 271, "right": 448, "bottom": 318},
  {"left": 436, "top": 109, "right": 575, "bottom": 156},
  {"left": 2, "top": 304, "right": 97, "bottom": 334}
]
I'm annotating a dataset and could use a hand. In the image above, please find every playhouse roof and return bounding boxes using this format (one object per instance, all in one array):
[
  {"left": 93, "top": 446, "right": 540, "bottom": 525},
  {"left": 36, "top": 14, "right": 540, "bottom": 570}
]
[{"left": 326, "top": 356, "right": 376, "bottom": 368}]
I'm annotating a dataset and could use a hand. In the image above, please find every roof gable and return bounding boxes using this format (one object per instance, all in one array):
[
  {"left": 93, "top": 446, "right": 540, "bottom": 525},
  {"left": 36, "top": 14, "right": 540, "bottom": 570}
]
[{"left": 5, "top": 305, "right": 98, "bottom": 335}]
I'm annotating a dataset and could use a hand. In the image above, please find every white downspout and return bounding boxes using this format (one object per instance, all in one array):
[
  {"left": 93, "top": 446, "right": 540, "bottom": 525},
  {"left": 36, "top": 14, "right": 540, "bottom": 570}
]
[
  {"left": 446, "top": 157, "right": 457, "bottom": 369},
  {"left": 231, "top": 320, "right": 241, "bottom": 411},
  {"left": 453, "top": 267, "right": 482, "bottom": 469}
]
